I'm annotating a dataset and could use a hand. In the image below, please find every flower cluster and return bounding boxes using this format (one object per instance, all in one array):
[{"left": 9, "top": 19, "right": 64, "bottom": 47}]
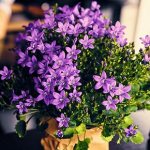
[
  {"left": 93, "top": 71, "right": 131, "bottom": 110},
  {"left": 0, "top": 1, "right": 149, "bottom": 146}
]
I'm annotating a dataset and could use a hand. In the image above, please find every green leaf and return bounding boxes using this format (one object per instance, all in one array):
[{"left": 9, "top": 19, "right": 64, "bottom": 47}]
[
  {"left": 145, "top": 104, "right": 150, "bottom": 110},
  {"left": 131, "top": 83, "right": 140, "bottom": 94},
  {"left": 101, "top": 135, "right": 114, "bottom": 142},
  {"left": 130, "top": 132, "right": 144, "bottom": 144},
  {"left": 122, "top": 116, "right": 133, "bottom": 128},
  {"left": 63, "top": 127, "right": 75, "bottom": 139},
  {"left": 76, "top": 123, "right": 86, "bottom": 135},
  {"left": 15, "top": 120, "right": 26, "bottom": 138},
  {"left": 73, "top": 138, "right": 90, "bottom": 150},
  {"left": 126, "top": 105, "right": 138, "bottom": 113}
]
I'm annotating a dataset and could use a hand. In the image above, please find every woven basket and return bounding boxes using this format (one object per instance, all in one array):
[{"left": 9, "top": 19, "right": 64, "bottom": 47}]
[{"left": 41, "top": 118, "right": 109, "bottom": 150}]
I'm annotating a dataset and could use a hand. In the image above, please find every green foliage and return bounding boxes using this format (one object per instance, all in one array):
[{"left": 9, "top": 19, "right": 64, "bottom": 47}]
[
  {"left": 76, "top": 123, "right": 86, "bottom": 135},
  {"left": 15, "top": 120, "right": 26, "bottom": 138},
  {"left": 73, "top": 138, "right": 91, "bottom": 150},
  {"left": 63, "top": 127, "right": 75, "bottom": 139},
  {"left": 130, "top": 132, "right": 144, "bottom": 144},
  {"left": 101, "top": 135, "right": 114, "bottom": 142}
]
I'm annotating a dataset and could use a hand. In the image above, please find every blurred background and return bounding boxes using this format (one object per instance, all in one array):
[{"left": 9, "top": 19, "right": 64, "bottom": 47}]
[{"left": 0, "top": 0, "right": 150, "bottom": 150}]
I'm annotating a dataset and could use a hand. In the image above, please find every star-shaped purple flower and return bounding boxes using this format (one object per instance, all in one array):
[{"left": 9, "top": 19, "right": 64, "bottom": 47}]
[
  {"left": 125, "top": 125, "right": 137, "bottom": 137},
  {"left": 56, "top": 22, "right": 70, "bottom": 36},
  {"left": 102, "top": 96, "right": 118, "bottom": 110},
  {"left": 93, "top": 71, "right": 113, "bottom": 90},
  {"left": 114, "top": 83, "right": 131, "bottom": 102},
  {"left": 52, "top": 52, "right": 71, "bottom": 69},
  {"left": 66, "top": 45, "right": 81, "bottom": 60},
  {"left": 79, "top": 35, "right": 95, "bottom": 49},
  {"left": 16, "top": 101, "right": 28, "bottom": 114},
  {"left": 144, "top": 54, "right": 150, "bottom": 63},
  {"left": 140, "top": 35, "right": 150, "bottom": 47},
  {"left": 69, "top": 88, "right": 82, "bottom": 102},
  {"left": 26, "top": 56, "right": 38, "bottom": 74},
  {"left": 52, "top": 90, "right": 70, "bottom": 109},
  {"left": 56, "top": 113, "right": 70, "bottom": 128},
  {"left": 0, "top": 66, "right": 12, "bottom": 80}
]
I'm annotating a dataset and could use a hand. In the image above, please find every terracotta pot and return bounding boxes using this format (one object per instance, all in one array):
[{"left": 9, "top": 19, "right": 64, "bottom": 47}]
[{"left": 41, "top": 118, "right": 109, "bottom": 150}]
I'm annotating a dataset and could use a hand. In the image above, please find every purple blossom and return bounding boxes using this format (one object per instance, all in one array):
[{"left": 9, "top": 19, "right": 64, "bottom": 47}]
[
  {"left": 68, "top": 23, "right": 83, "bottom": 36},
  {"left": 103, "top": 79, "right": 116, "bottom": 97},
  {"left": 36, "top": 88, "right": 54, "bottom": 105},
  {"left": 125, "top": 125, "right": 137, "bottom": 137},
  {"left": 102, "top": 96, "right": 118, "bottom": 110},
  {"left": 52, "top": 90, "right": 70, "bottom": 109},
  {"left": 26, "top": 56, "right": 38, "bottom": 74},
  {"left": 16, "top": 102, "right": 28, "bottom": 114},
  {"left": 91, "top": 1, "right": 100, "bottom": 10},
  {"left": 93, "top": 71, "right": 114, "bottom": 90},
  {"left": 17, "top": 51, "right": 30, "bottom": 67},
  {"left": 115, "top": 84, "right": 131, "bottom": 102},
  {"left": 140, "top": 35, "right": 150, "bottom": 47},
  {"left": 144, "top": 54, "right": 150, "bottom": 63},
  {"left": 52, "top": 52, "right": 71, "bottom": 69},
  {"left": 0, "top": 66, "right": 12, "bottom": 80},
  {"left": 56, "top": 22, "right": 70, "bottom": 36},
  {"left": 38, "top": 62, "right": 49, "bottom": 75},
  {"left": 79, "top": 16, "right": 92, "bottom": 28},
  {"left": 68, "top": 76, "right": 81, "bottom": 88},
  {"left": 66, "top": 45, "right": 81, "bottom": 60},
  {"left": 79, "top": 35, "right": 94, "bottom": 49},
  {"left": 69, "top": 88, "right": 82, "bottom": 102},
  {"left": 117, "top": 37, "right": 127, "bottom": 47},
  {"left": 56, "top": 130, "right": 64, "bottom": 138},
  {"left": 109, "top": 21, "right": 126, "bottom": 39},
  {"left": 56, "top": 113, "right": 70, "bottom": 128}
]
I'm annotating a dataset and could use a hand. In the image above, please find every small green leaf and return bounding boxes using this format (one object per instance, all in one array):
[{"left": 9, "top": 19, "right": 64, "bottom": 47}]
[
  {"left": 131, "top": 83, "right": 140, "bottom": 93},
  {"left": 145, "top": 104, "right": 150, "bottom": 110},
  {"left": 15, "top": 120, "right": 26, "bottom": 138},
  {"left": 101, "top": 135, "right": 114, "bottom": 142},
  {"left": 63, "top": 127, "right": 75, "bottom": 139},
  {"left": 122, "top": 116, "right": 133, "bottom": 128},
  {"left": 73, "top": 138, "right": 90, "bottom": 150},
  {"left": 130, "top": 132, "right": 144, "bottom": 144},
  {"left": 126, "top": 106, "right": 138, "bottom": 113},
  {"left": 76, "top": 123, "right": 86, "bottom": 135}
]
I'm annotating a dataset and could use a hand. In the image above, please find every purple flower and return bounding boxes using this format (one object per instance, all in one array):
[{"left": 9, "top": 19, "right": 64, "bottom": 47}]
[
  {"left": 26, "top": 56, "right": 38, "bottom": 74},
  {"left": 79, "top": 35, "right": 94, "bottom": 49},
  {"left": 115, "top": 84, "right": 131, "bottom": 102},
  {"left": 140, "top": 35, "right": 150, "bottom": 47},
  {"left": 16, "top": 101, "right": 28, "bottom": 114},
  {"left": 36, "top": 88, "right": 54, "bottom": 105},
  {"left": 93, "top": 71, "right": 113, "bottom": 90},
  {"left": 56, "top": 113, "right": 70, "bottom": 128},
  {"left": 68, "top": 76, "right": 81, "bottom": 88},
  {"left": 38, "top": 62, "right": 49, "bottom": 75},
  {"left": 17, "top": 51, "right": 30, "bottom": 67},
  {"left": 56, "top": 129, "right": 64, "bottom": 138},
  {"left": 144, "top": 54, "right": 150, "bottom": 63},
  {"left": 102, "top": 96, "right": 118, "bottom": 110},
  {"left": 56, "top": 22, "right": 69, "bottom": 36},
  {"left": 103, "top": 79, "right": 116, "bottom": 97},
  {"left": 0, "top": 66, "right": 12, "bottom": 80},
  {"left": 80, "top": 16, "right": 92, "bottom": 28},
  {"left": 117, "top": 37, "right": 127, "bottom": 47},
  {"left": 69, "top": 88, "right": 82, "bottom": 102},
  {"left": 109, "top": 21, "right": 126, "bottom": 39},
  {"left": 91, "top": 1, "right": 100, "bottom": 10},
  {"left": 52, "top": 90, "right": 70, "bottom": 109},
  {"left": 68, "top": 23, "right": 83, "bottom": 36},
  {"left": 125, "top": 125, "right": 137, "bottom": 137},
  {"left": 52, "top": 52, "right": 71, "bottom": 69},
  {"left": 66, "top": 45, "right": 81, "bottom": 60},
  {"left": 89, "top": 24, "right": 103, "bottom": 38}
]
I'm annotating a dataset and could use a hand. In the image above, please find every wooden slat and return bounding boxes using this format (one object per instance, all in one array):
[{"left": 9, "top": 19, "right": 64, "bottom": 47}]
[{"left": 12, "top": 4, "right": 25, "bottom": 13}]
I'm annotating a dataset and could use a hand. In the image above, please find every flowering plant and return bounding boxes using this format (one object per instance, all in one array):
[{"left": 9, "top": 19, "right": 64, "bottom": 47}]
[{"left": 0, "top": 1, "right": 150, "bottom": 149}]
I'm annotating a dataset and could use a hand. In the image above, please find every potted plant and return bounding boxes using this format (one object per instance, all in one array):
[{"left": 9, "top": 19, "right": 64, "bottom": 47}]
[{"left": 0, "top": 1, "right": 150, "bottom": 150}]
